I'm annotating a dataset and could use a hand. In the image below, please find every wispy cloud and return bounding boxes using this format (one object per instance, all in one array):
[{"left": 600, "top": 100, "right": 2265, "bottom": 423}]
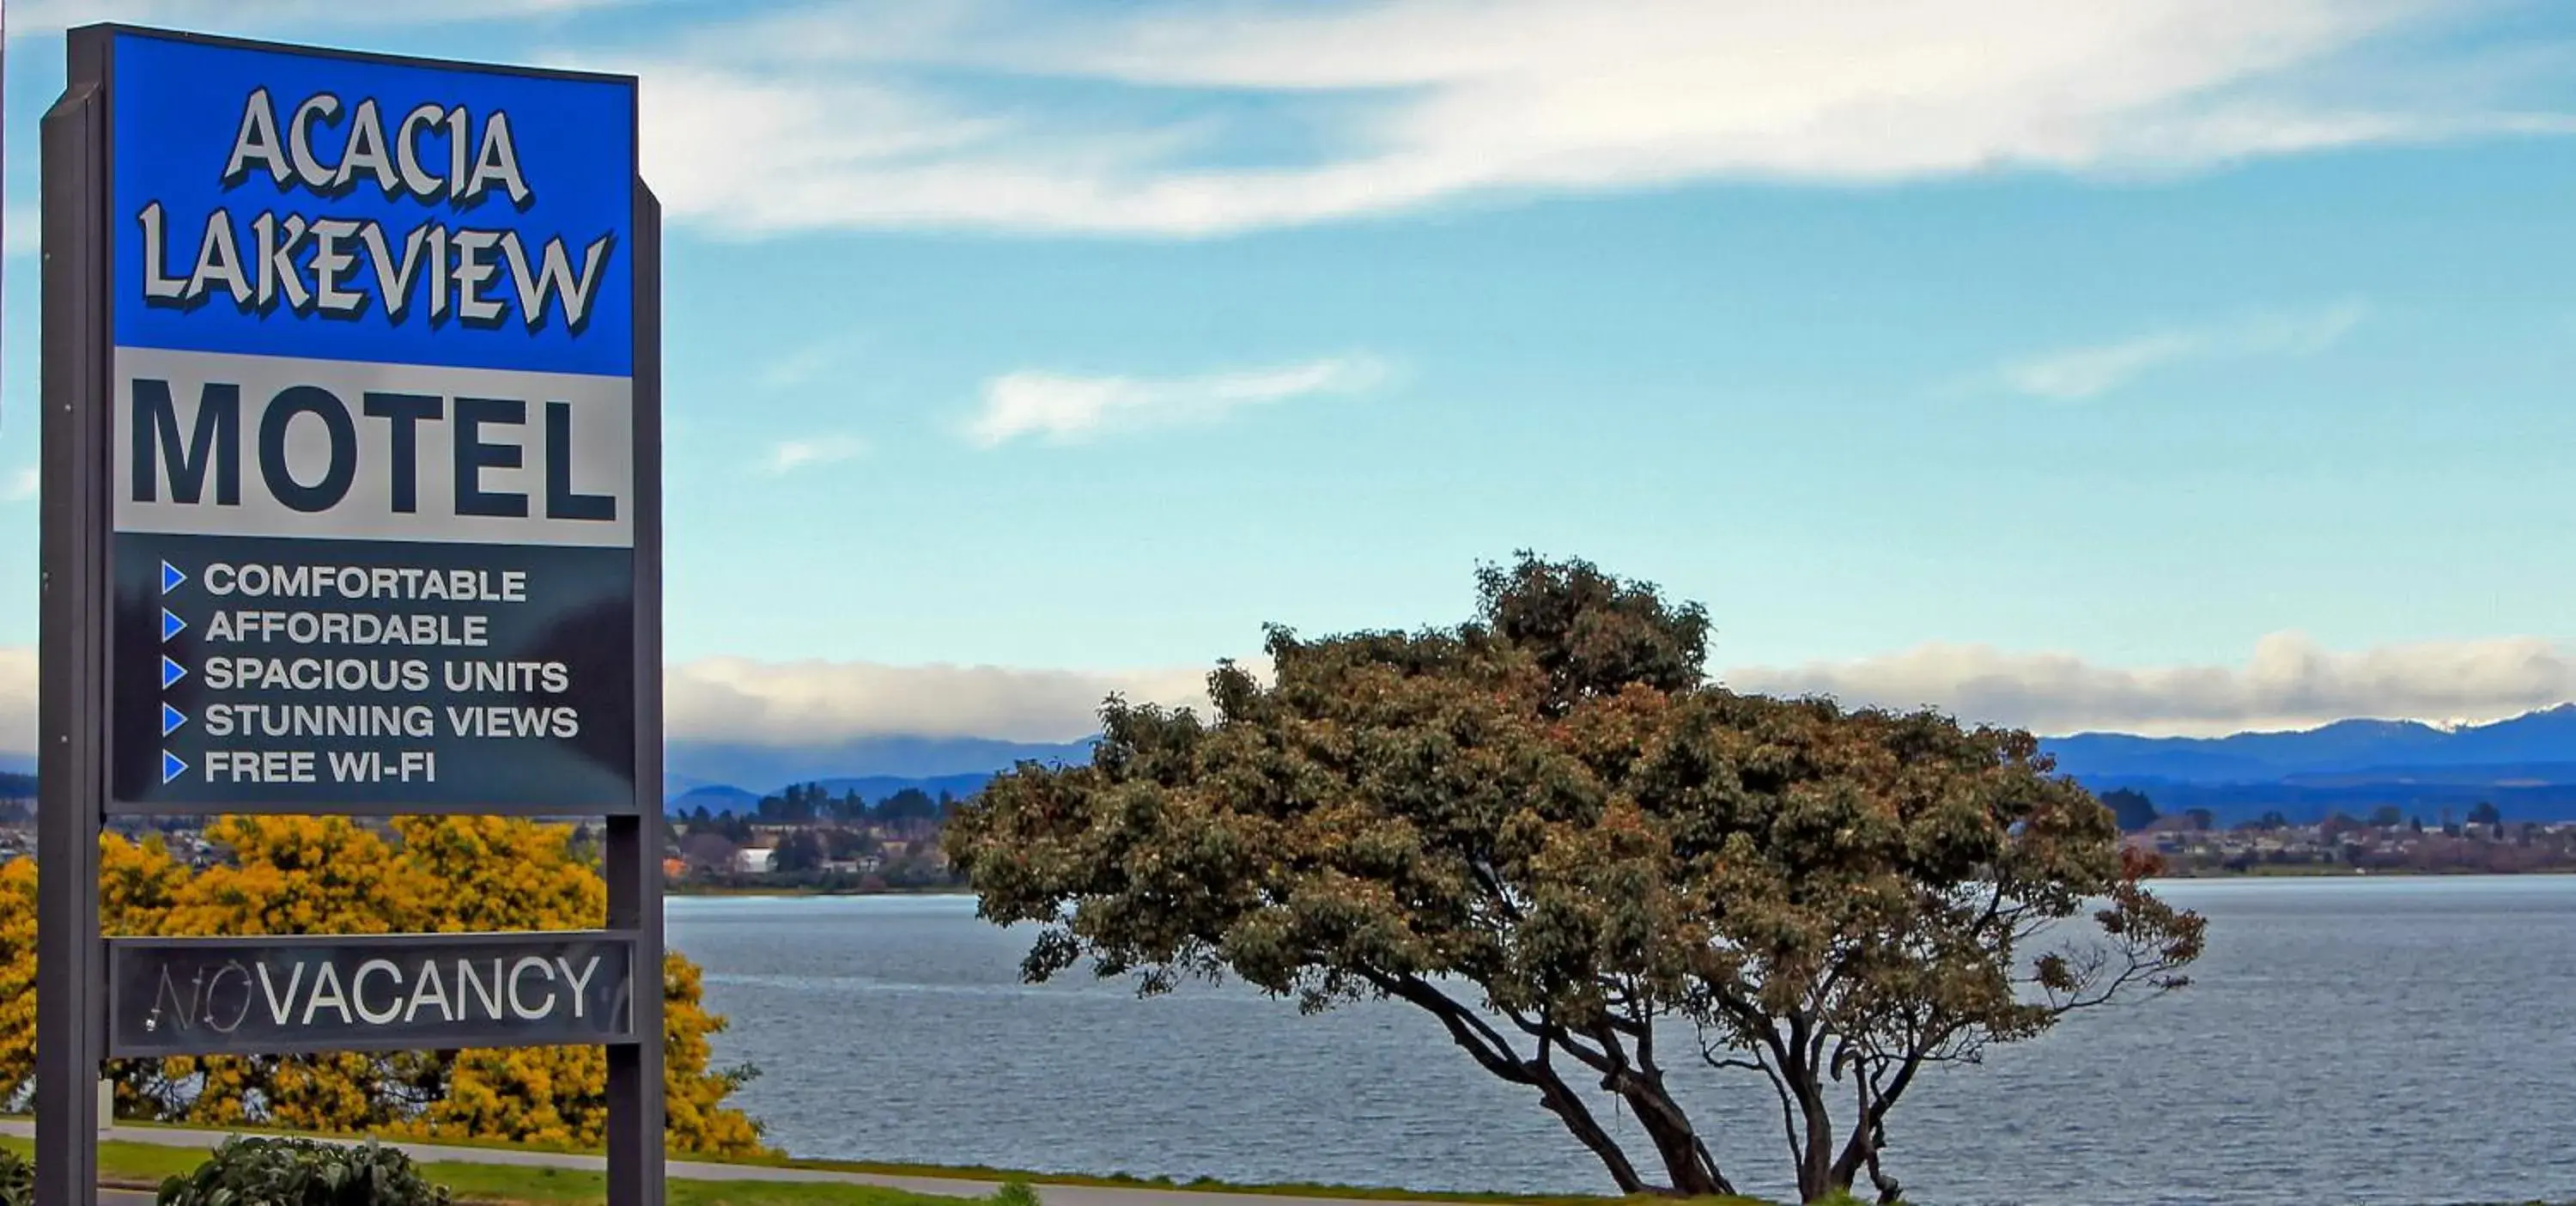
[
  {"left": 762, "top": 435, "right": 869, "bottom": 474},
  {"left": 1991, "top": 300, "right": 2366, "bottom": 400},
  {"left": 967, "top": 355, "right": 1385, "bottom": 448},
  {"left": 608, "top": 0, "right": 2573, "bottom": 238},
  {"left": 758, "top": 342, "right": 846, "bottom": 392},
  {"left": 2, "top": 469, "right": 37, "bottom": 504},
  {"left": 1724, "top": 630, "right": 2576, "bottom": 738}
]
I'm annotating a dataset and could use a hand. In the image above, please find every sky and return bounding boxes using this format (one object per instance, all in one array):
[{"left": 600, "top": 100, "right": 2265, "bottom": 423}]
[{"left": 3, "top": 0, "right": 2576, "bottom": 752}]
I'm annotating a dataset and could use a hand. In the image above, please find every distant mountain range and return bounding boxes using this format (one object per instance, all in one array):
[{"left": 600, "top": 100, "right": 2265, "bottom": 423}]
[
  {"left": 2038, "top": 704, "right": 2576, "bottom": 824},
  {"left": 662, "top": 736, "right": 1094, "bottom": 809},
  {"left": 664, "top": 706, "right": 2576, "bottom": 825},
  {"left": 14, "top": 706, "right": 2576, "bottom": 825}
]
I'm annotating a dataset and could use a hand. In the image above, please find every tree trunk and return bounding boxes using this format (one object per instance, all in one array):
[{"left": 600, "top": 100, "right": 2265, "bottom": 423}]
[
  {"left": 1615, "top": 1076, "right": 1735, "bottom": 1197},
  {"left": 1789, "top": 1070, "right": 1839, "bottom": 1203},
  {"left": 1528, "top": 1062, "right": 1653, "bottom": 1195},
  {"left": 1373, "top": 975, "right": 1663, "bottom": 1197}
]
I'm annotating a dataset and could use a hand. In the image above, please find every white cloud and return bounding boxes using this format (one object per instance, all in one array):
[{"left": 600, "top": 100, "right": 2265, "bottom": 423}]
[
  {"left": 3, "top": 206, "right": 36, "bottom": 261},
  {"left": 968, "top": 355, "right": 1383, "bottom": 447},
  {"left": 0, "top": 645, "right": 1235, "bottom": 756},
  {"left": 0, "top": 648, "right": 27, "bottom": 758},
  {"left": 4, "top": 632, "right": 2576, "bottom": 755},
  {"left": 665, "top": 655, "right": 1239, "bottom": 746},
  {"left": 613, "top": 0, "right": 2572, "bottom": 238},
  {"left": 762, "top": 435, "right": 869, "bottom": 474},
  {"left": 1723, "top": 631, "right": 2576, "bottom": 738},
  {"left": 1993, "top": 300, "right": 2366, "bottom": 399},
  {"left": 3, "top": 469, "right": 35, "bottom": 503}
]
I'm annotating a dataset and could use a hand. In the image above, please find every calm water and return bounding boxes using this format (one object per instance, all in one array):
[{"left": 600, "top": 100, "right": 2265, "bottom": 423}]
[{"left": 666, "top": 876, "right": 2576, "bottom": 1206}]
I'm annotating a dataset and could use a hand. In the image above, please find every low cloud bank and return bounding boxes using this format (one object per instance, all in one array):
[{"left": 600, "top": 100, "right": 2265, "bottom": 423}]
[
  {"left": 2, "top": 633, "right": 2572, "bottom": 758},
  {"left": 1724, "top": 631, "right": 2576, "bottom": 737},
  {"left": 664, "top": 655, "right": 1231, "bottom": 745}
]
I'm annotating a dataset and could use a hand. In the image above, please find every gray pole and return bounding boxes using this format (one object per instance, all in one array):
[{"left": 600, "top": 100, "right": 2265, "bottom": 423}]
[
  {"left": 605, "top": 176, "right": 668, "bottom": 1206},
  {"left": 37, "top": 27, "right": 111, "bottom": 1206}
]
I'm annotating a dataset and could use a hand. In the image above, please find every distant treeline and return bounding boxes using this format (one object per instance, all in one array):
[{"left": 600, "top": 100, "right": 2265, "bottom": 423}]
[
  {"left": 2087, "top": 778, "right": 2576, "bottom": 826},
  {"left": 671, "top": 783, "right": 961, "bottom": 836},
  {"left": 2105, "top": 785, "right": 2515, "bottom": 834}
]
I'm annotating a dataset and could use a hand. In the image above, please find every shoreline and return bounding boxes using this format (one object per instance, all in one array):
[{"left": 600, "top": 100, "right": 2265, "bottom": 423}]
[{"left": 665, "top": 869, "right": 2576, "bottom": 900}]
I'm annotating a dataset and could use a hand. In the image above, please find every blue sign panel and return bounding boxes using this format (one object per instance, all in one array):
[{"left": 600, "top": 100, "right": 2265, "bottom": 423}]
[
  {"left": 112, "top": 33, "right": 635, "bottom": 376},
  {"left": 100, "top": 29, "right": 644, "bottom": 814}
]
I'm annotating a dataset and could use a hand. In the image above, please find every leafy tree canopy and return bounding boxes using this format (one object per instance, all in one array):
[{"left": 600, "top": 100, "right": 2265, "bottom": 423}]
[{"left": 947, "top": 552, "right": 2203, "bottom": 1203}]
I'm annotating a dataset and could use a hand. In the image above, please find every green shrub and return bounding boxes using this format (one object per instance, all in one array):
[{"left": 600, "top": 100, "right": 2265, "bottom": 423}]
[
  {"left": 993, "top": 1180, "right": 1042, "bottom": 1206},
  {"left": 0, "top": 1148, "right": 31, "bottom": 1206},
  {"left": 157, "top": 1137, "right": 451, "bottom": 1206}
]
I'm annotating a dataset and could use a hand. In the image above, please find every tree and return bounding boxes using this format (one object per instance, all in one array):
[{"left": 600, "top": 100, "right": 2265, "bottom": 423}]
[
  {"left": 2467, "top": 801, "right": 2502, "bottom": 827},
  {"left": 678, "top": 831, "right": 739, "bottom": 875},
  {"left": 947, "top": 552, "right": 2203, "bottom": 1203},
  {"left": 0, "top": 817, "right": 765, "bottom": 1155},
  {"left": 2182, "top": 807, "right": 2215, "bottom": 832},
  {"left": 770, "top": 829, "right": 827, "bottom": 875},
  {"left": 2099, "top": 788, "right": 2159, "bottom": 832},
  {"left": 2369, "top": 805, "right": 2404, "bottom": 829},
  {"left": 875, "top": 789, "right": 939, "bottom": 825}
]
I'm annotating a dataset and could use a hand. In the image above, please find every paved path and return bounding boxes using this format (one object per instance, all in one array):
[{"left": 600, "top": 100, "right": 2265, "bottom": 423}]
[{"left": 0, "top": 1121, "right": 1451, "bottom": 1206}]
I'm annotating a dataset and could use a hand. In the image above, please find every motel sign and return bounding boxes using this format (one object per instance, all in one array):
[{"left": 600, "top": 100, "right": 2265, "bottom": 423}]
[{"left": 39, "top": 25, "right": 669, "bottom": 1206}]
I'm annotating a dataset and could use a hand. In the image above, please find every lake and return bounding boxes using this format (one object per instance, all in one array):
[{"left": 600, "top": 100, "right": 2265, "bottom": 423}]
[{"left": 665, "top": 875, "right": 2576, "bottom": 1206}]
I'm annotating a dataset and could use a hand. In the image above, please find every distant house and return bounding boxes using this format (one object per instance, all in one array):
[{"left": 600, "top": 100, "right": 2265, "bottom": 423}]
[{"left": 732, "top": 847, "right": 775, "bottom": 875}]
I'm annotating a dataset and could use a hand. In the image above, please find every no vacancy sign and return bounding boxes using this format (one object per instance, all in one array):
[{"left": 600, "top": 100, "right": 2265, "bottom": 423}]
[{"left": 98, "top": 30, "right": 642, "bottom": 813}]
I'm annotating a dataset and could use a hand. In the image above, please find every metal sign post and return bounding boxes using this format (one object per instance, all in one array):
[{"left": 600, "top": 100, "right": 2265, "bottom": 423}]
[{"left": 39, "top": 24, "right": 664, "bottom": 1206}]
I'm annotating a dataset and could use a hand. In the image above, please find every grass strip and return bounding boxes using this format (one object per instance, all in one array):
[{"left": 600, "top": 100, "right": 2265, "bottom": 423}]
[
  {"left": 2, "top": 1123, "right": 1776, "bottom": 1206},
  {"left": 0, "top": 1135, "right": 1018, "bottom": 1206},
  {"left": 4, "top": 1116, "right": 1660, "bottom": 1204}
]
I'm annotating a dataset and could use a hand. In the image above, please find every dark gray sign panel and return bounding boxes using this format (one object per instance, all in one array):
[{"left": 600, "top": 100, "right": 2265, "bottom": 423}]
[
  {"left": 109, "top": 932, "right": 637, "bottom": 1057},
  {"left": 96, "top": 27, "right": 642, "bottom": 815}
]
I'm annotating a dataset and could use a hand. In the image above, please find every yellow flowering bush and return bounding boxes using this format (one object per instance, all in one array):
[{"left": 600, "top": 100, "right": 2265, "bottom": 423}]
[{"left": 0, "top": 817, "right": 765, "bottom": 1157}]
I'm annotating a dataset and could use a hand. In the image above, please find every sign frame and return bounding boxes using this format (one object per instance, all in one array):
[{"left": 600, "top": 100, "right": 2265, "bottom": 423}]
[
  {"left": 107, "top": 930, "right": 644, "bottom": 1057},
  {"left": 39, "top": 23, "right": 667, "bottom": 1206}
]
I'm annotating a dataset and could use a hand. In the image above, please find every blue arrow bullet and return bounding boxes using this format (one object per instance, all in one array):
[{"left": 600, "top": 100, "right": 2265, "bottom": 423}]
[
  {"left": 161, "top": 608, "right": 186, "bottom": 642},
  {"left": 161, "top": 751, "right": 187, "bottom": 783},
  {"left": 161, "top": 561, "right": 186, "bottom": 594},
  {"left": 161, "top": 704, "right": 187, "bottom": 736},
  {"left": 161, "top": 656, "right": 186, "bottom": 688}
]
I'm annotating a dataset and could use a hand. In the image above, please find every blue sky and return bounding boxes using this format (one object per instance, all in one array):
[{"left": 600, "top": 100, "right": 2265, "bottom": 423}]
[{"left": 4, "top": 0, "right": 2576, "bottom": 748}]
